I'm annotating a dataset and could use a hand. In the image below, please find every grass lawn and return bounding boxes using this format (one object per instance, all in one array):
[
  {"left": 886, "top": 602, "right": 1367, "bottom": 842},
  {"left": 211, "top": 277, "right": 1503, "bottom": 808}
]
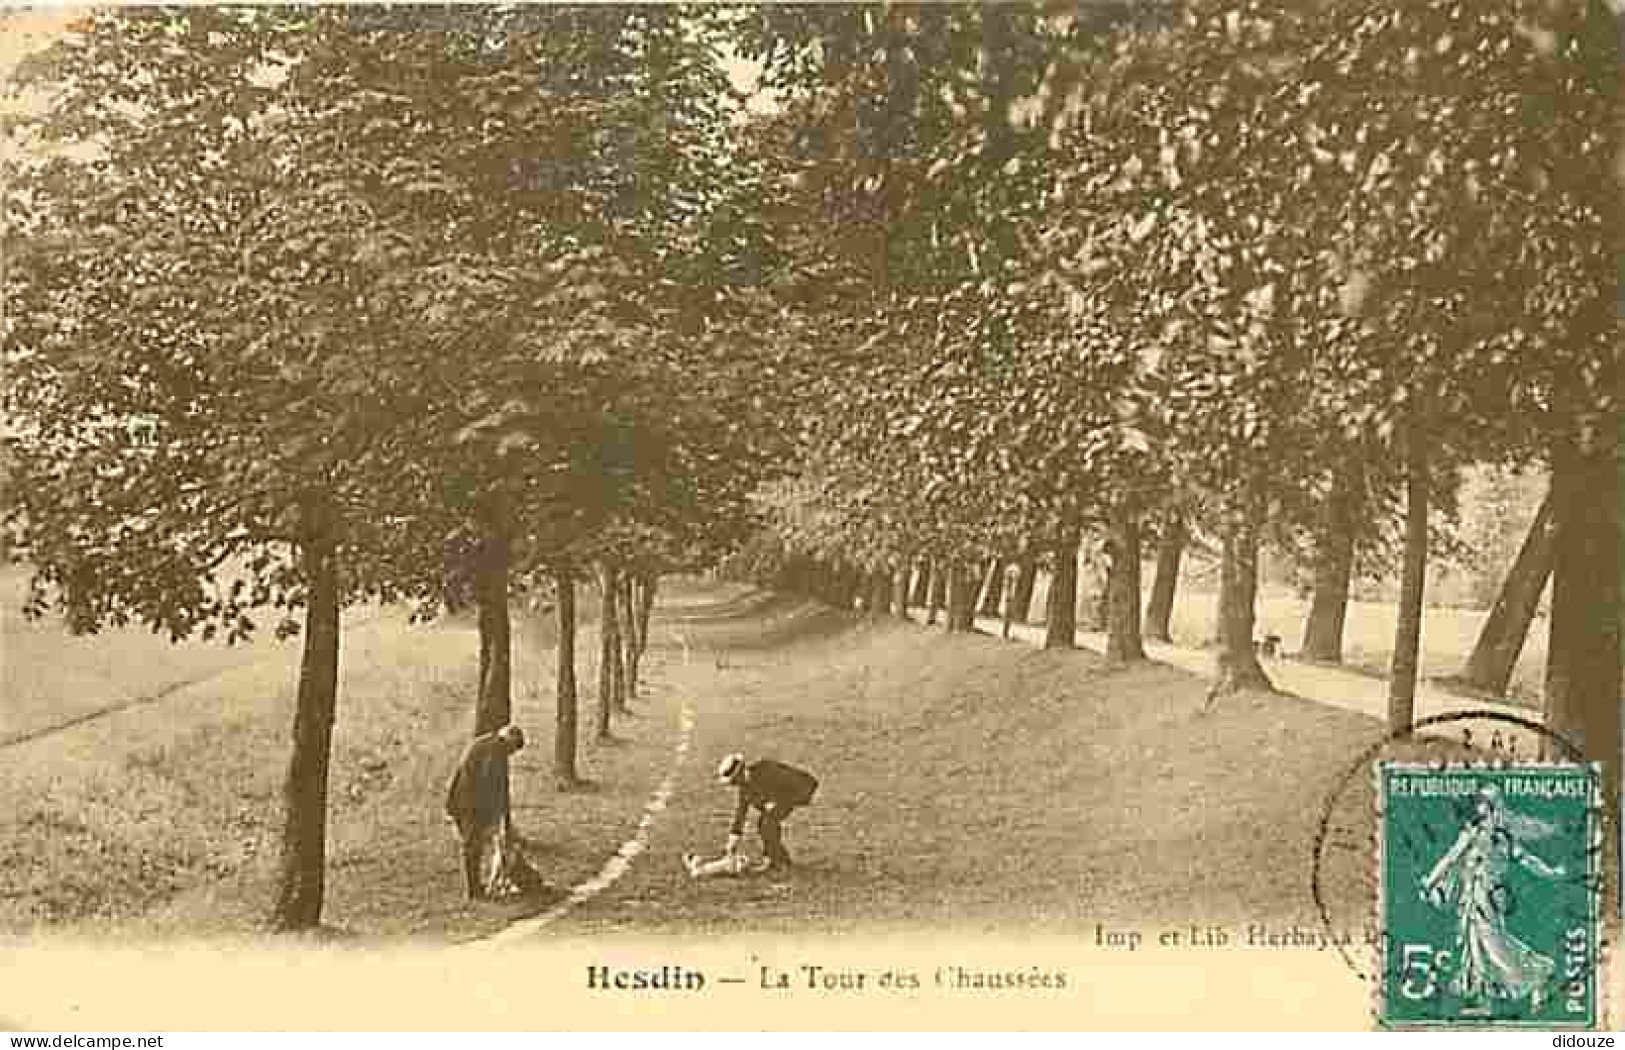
[
  {"left": 1, "top": 567, "right": 315, "bottom": 745},
  {"left": 0, "top": 576, "right": 659, "bottom": 943},
  {"left": 540, "top": 584, "right": 1471, "bottom": 944},
  {"left": 3, "top": 575, "right": 1490, "bottom": 951}
]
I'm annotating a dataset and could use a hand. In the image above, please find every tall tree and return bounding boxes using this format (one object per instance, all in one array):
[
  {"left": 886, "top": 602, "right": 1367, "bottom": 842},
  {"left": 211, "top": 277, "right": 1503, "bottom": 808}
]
[
  {"left": 1105, "top": 501, "right": 1146, "bottom": 662},
  {"left": 945, "top": 559, "right": 977, "bottom": 633},
  {"left": 1143, "top": 513, "right": 1185, "bottom": 644},
  {"left": 1300, "top": 468, "right": 1362, "bottom": 663},
  {"left": 269, "top": 494, "right": 341, "bottom": 931},
  {"left": 1210, "top": 498, "right": 1273, "bottom": 696},
  {"left": 909, "top": 561, "right": 931, "bottom": 607},
  {"left": 926, "top": 562, "right": 946, "bottom": 625},
  {"left": 2, "top": 7, "right": 427, "bottom": 932},
  {"left": 1009, "top": 557, "right": 1040, "bottom": 625},
  {"left": 978, "top": 558, "right": 1006, "bottom": 618},
  {"left": 1387, "top": 435, "right": 1431, "bottom": 735},
  {"left": 1045, "top": 527, "right": 1081, "bottom": 650},
  {"left": 1458, "top": 491, "right": 1555, "bottom": 695},
  {"left": 552, "top": 563, "right": 581, "bottom": 789},
  {"left": 599, "top": 563, "right": 626, "bottom": 721},
  {"left": 890, "top": 566, "right": 911, "bottom": 619}
]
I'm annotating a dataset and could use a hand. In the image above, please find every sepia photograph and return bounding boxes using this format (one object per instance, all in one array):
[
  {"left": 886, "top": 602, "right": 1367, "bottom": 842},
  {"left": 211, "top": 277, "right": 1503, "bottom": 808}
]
[{"left": 0, "top": 0, "right": 1620, "bottom": 1032}]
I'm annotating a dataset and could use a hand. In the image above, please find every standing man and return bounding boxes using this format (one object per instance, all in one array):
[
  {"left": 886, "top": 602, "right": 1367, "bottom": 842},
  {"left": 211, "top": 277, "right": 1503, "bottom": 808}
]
[
  {"left": 445, "top": 723, "right": 530, "bottom": 900},
  {"left": 715, "top": 752, "right": 819, "bottom": 876}
]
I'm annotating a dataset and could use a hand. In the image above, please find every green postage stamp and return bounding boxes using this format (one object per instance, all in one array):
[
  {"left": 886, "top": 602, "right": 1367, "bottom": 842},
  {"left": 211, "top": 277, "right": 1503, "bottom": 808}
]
[{"left": 1377, "top": 762, "right": 1604, "bottom": 1029}]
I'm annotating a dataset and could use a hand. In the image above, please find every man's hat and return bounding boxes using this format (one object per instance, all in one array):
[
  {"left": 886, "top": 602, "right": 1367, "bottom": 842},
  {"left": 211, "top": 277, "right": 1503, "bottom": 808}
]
[{"left": 716, "top": 753, "right": 745, "bottom": 783}]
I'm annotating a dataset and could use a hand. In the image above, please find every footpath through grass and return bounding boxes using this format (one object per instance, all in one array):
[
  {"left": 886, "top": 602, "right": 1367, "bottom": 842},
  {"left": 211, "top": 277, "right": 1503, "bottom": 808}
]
[
  {"left": 544, "top": 583, "right": 1418, "bottom": 942},
  {"left": 5, "top": 576, "right": 1461, "bottom": 947}
]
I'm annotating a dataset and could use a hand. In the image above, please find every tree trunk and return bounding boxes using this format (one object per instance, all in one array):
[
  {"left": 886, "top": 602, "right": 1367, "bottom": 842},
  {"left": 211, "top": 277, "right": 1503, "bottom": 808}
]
[
  {"left": 1010, "top": 556, "right": 1039, "bottom": 624},
  {"left": 1090, "top": 557, "right": 1110, "bottom": 632},
  {"left": 926, "top": 561, "right": 946, "bottom": 625},
  {"left": 1459, "top": 491, "right": 1555, "bottom": 695},
  {"left": 1045, "top": 526, "right": 1081, "bottom": 649},
  {"left": 909, "top": 559, "right": 931, "bottom": 607},
  {"left": 471, "top": 520, "right": 515, "bottom": 853},
  {"left": 1302, "top": 471, "right": 1358, "bottom": 663},
  {"left": 635, "top": 572, "right": 657, "bottom": 655},
  {"left": 597, "top": 563, "right": 619, "bottom": 739},
  {"left": 618, "top": 572, "right": 639, "bottom": 701},
  {"left": 891, "top": 566, "right": 910, "bottom": 617},
  {"left": 1209, "top": 499, "right": 1273, "bottom": 702},
  {"left": 1077, "top": 546, "right": 1107, "bottom": 633},
  {"left": 1143, "top": 514, "right": 1185, "bottom": 643},
  {"left": 1000, "top": 563, "right": 1015, "bottom": 639},
  {"left": 1106, "top": 503, "right": 1146, "bottom": 663},
  {"left": 867, "top": 568, "right": 892, "bottom": 617},
  {"left": 1542, "top": 435, "right": 1621, "bottom": 805},
  {"left": 1387, "top": 439, "right": 1429, "bottom": 736},
  {"left": 269, "top": 495, "right": 341, "bottom": 933},
  {"left": 474, "top": 525, "right": 513, "bottom": 736},
  {"left": 977, "top": 558, "right": 1004, "bottom": 617},
  {"left": 553, "top": 563, "right": 580, "bottom": 789},
  {"left": 616, "top": 575, "right": 632, "bottom": 698},
  {"left": 611, "top": 567, "right": 629, "bottom": 712},
  {"left": 945, "top": 560, "right": 977, "bottom": 632}
]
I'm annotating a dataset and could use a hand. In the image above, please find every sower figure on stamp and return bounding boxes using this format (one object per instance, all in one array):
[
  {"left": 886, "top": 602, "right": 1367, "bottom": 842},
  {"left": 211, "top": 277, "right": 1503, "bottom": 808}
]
[
  {"left": 444, "top": 724, "right": 545, "bottom": 900},
  {"left": 1420, "top": 784, "right": 1565, "bottom": 1012},
  {"left": 686, "top": 753, "right": 818, "bottom": 879}
]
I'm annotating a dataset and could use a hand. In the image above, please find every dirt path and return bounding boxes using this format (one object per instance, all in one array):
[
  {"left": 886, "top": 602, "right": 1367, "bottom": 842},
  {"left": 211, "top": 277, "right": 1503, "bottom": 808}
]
[
  {"left": 479, "top": 626, "right": 701, "bottom": 944},
  {"left": 508, "top": 581, "right": 1419, "bottom": 943}
]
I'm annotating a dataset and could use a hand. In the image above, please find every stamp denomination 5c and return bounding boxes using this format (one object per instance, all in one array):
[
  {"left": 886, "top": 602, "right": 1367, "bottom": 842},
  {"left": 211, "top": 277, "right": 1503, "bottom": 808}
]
[{"left": 1377, "top": 761, "right": 1603, "bottom": 1029}]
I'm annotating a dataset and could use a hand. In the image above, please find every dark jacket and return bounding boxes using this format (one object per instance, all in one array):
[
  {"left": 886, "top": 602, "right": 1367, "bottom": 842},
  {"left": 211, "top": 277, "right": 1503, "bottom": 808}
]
[
  {"left": 445, "top": 732, "right": 512, "bottom": 830},
  {"left": 730, "top": 759, "right": 819, "bottom": 835}
]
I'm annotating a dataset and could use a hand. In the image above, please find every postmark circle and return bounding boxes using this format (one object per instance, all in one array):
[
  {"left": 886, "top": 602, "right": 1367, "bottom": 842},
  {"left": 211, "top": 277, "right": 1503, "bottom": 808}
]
[{"left": 1309, "top": 709, "right": 1607, "bottom": 1027}]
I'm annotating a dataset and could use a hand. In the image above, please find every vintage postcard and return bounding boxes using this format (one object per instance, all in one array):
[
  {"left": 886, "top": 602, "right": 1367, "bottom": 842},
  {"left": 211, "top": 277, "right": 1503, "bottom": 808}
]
[{"left": 1, "top": 1, "right": 1619, "bottom": 1033}]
